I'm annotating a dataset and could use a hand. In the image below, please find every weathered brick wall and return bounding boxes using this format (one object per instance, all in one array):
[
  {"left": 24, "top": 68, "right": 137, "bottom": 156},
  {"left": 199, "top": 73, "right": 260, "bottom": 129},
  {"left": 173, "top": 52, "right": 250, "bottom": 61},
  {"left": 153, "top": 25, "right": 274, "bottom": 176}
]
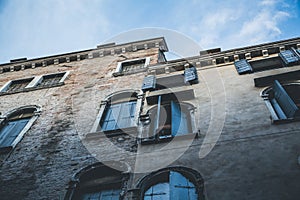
[
  {"left": 0, "top": 38, "right": 300, "bottom": 200},
  {"left": 0, "top": 47, "right": 160, "bottom": 199}
]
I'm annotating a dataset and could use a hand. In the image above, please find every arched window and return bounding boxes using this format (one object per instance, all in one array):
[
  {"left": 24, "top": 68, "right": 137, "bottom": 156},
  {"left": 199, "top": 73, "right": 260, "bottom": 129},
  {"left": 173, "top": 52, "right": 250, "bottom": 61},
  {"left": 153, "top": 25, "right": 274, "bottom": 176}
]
[
  {"left": 261, "top": 80, "right": 300, "bottom": 123},
  {"left": 139, "top": 168, "right": 204, "bottom": 200},
  {"left": 65, "top": 162, "right": 129, "bottom": 200},
  {"left": 0, "top": 106, "right": 40, "bottom": 152},
  {"left": 92, "top": 90, "right": 141, "bottom": 134}
]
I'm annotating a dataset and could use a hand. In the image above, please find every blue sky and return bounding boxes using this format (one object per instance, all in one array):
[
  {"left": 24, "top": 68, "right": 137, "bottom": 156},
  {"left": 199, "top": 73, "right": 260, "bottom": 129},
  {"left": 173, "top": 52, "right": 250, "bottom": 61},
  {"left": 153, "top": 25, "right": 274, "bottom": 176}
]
[{"left": 0, "top": 0, "right": 299, "bottom": 63}]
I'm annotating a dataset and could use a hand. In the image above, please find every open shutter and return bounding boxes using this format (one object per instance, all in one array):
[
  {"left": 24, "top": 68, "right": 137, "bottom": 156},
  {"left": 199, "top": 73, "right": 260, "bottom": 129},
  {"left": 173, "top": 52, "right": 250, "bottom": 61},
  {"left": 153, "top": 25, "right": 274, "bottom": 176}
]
[
  {"left": 234, "top": 59, "right": 253, "bottom": 74},
  {"left": 170, "top": 171, "right": 197, "bottom": 200},
  {"left": 273, "top": 80, "right": 299, "bottom": 119},
  {"left": 184, "top": 67, "right": 198, "bottom": 84},
  {"left": 171, "top": 102, "right": 188, "bottom": 136},
  {"left": 279, "top": 50, "right": 300, "bottom": 66},
  {"left": 101, "top": 104, "right": 121, "bottom": 131},
  {"left": 142, "top": 75, "right": 156, "bottom": 92},
  {"left": 0, "top": 118, "right": 29, "bottom": 148}
]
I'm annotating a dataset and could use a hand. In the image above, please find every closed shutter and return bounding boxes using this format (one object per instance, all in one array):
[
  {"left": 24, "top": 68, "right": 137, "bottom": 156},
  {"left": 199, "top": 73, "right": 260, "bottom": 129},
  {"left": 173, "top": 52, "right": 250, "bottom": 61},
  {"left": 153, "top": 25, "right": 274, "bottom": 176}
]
[
  {"left": 0, "top": 118, "right": 29, "bottom": 148},
  {"left": 279, "top": 50, "right": 300, "bottom": 66},
  {"left": 273, "top": 80, "right": 299, "bottom": 118},
  {"left": 184, "top": 67, "right": 198, "bottom": 84},
  {"left": 234, "top": 59, "right": 253, "bottom": 74},
  {"left": 142, "top": 75, "right": 156, "bottom": 92},
  {"left": 118, "top": 101, "right": 136, "bottom": 128},
  {"left": 170, "top": 171, "right": 197, "bottom": 200},
  {"left": 171, "top": 102, "right": 188, "bottom": 136},
  {"left": 144, "top": 183, "right": 169, "bottom": 200}
]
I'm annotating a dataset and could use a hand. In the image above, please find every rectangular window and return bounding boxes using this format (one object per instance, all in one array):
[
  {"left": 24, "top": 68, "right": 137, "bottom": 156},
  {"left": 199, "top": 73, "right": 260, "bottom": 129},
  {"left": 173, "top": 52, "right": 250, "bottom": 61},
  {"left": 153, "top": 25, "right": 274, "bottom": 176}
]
[
  {"left": 0, "top": 71, "right": 69, "bottom": 95},
  {"left": 279, "top": 49, "right": 300, "bottom": 66},
  {"left": 141, "top": 67, "right": 198, "bottom": 92},
  {"left": 36, "top": 72, "right": 66, "bottom": 87},
  {"left": 1, "top": 78, "right": 34, "bottom": 93},
  {"left": 234, "top": 57, "right": 284, "bottom": 75},
  {"left": 114, "top": 57, "right": 150, "bottom": 76}
]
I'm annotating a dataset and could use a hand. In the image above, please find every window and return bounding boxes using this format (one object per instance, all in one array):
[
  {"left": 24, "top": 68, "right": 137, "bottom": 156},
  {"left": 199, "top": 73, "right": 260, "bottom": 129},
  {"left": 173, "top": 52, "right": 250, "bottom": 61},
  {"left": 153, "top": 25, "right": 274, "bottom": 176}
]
[
  {"left": 91, "top": 91, "right": 140, "bottom": 134},
  {"left": 35, "top": 72, "right": 67, "bottom": 88},
  {"left": 141, "top": 96, "right": 194, "bottom": 142},
  {"left": 0, "top": 78, "right": 34, "bottom": 93},
  {"left": 0, "top": 106, "right": 40, "bottom": 152},
  {"left": 65, "top": 162, "right": 129, "bottom": 200},
  {"left": 0, "top": 71, "right": 69, "bottom": 95},
  {"left": 113, "top": 57, "right": 150, "bottom": 76},
  {"left": 140, "top": 168, "right": 205, "bottom": 200},
  {"left": 234, "top": 48, "right": 300, "bottom": 75},
  {"left": 262, "top": 80, "right": 300, "bottom": 123},
  {"left": 279, "top": 48, "right": 300, "bottom": 66},
  {"left": 101, "top": 101, "right": 136, "bottom": 131},
  {"left": 234, "top": 57, "right": 283, "bottom": 75},
  {"left": 81, "top": 189, "right": 120, "bottom": 200},
  {"left": 141, "top": 66, "right": 198, "bottom": 92}
]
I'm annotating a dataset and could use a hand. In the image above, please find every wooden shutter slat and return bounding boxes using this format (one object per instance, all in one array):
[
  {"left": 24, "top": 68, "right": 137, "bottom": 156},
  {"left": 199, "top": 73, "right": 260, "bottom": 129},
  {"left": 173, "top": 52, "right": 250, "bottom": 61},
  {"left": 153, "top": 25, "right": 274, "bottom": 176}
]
[
  {"left": 234, "top": 59, "right": 253, "bottom": 74},
  {"left": 273, "top": 80, "right": 299, "bottom": 119},
  {"left": 142, "top": 75, "right": 156, "bottom": 91},
  {"left": 184, "top": 67, "right": 198, "bottom": 84},
  {"left": 279, "top": 50, "right": 300, "bottom": 66}
]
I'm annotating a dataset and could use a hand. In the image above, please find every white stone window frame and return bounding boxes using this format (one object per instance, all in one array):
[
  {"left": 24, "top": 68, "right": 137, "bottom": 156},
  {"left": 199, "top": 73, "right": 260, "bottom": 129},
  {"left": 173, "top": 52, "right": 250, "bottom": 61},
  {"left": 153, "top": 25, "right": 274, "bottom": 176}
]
[
  {"left": 25, "top": 71, "right": 70, "bottom": 88},
  {"left": 0, "top": 77, "right": 34, "bottom": 92},
  {"left": 115, "top": 57, "right": 150, "bottom": 74},
  {"left": 0, "top": 105, "right": 41, "bottom": 151},
  {"left": 0, "top": 71, "right": 70, "bottom": 92}
]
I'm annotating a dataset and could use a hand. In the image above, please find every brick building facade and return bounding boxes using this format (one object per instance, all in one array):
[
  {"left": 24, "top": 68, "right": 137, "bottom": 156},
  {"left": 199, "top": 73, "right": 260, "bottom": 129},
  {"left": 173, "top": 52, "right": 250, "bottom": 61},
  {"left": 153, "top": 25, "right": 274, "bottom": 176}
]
[{"left": 0, "top": 37, "right": 299, "bottom": 199}]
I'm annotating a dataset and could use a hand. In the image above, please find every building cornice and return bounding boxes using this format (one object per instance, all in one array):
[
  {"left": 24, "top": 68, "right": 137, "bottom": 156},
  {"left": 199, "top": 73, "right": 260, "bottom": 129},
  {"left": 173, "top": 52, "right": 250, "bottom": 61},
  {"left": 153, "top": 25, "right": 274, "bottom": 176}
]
[{"left": 0, "top": 37, "right": 168, "bottom": 74}]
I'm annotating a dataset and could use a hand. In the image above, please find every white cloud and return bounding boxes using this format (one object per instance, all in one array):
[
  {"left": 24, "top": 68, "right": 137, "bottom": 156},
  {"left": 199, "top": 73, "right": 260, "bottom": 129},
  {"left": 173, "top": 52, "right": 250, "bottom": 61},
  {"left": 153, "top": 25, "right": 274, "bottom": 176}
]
[{"left": 0, "top": 0, "right": 298, "bottom": 62}]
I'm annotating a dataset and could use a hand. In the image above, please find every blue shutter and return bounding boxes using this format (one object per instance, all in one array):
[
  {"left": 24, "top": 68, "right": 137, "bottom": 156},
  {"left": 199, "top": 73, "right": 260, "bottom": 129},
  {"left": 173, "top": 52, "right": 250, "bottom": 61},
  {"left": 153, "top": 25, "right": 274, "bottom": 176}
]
[
  {"left": 184, "top": 67, "right": 198, "bottom": 84},
  {"left": 279, "top": 50, "right": 300, "bottom": 66},
  {"left": 101, "top": 104, "right": 121, "bottom": 131},
  {"left": 234, "top": 59, "right": 253, "bottom": 74},
  {"left": 118, "top": 101, "right": 136, "bottom": 128},
  {"left": 273, "top": 80, "right": 299, "bottom": 119},
  {"left": 0, "top": 118, "right": 29, "bottom": 148},
  {"left": 144, "top": 183, "right": 169, "bottom": 200},
  {"left": 142, "top": 75, "right": 156, "bottom": 91},
  {"left": 171, "top": 102, "right": 188, "bottom": 136},
  {"left": 170, "top": 171, "right": 197, "bottom": 200}
]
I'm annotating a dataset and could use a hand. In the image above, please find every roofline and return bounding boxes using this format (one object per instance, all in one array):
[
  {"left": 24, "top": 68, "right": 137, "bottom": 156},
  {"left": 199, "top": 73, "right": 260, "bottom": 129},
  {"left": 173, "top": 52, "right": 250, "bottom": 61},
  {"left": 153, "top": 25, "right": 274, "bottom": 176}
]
[{"left": 0, "top": 37, "right": 168, "bottom": 66}]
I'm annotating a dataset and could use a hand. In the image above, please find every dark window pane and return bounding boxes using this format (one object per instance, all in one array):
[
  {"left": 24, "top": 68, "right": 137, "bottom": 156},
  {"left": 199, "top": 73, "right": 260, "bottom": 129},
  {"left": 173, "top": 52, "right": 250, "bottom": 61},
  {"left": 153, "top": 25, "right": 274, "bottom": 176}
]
[
  {"left": 6, "top": 78, "right": 33, "bottom": 92},
  {"left": 37, "top": 73, "right": 65, "bottom": 87}
]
